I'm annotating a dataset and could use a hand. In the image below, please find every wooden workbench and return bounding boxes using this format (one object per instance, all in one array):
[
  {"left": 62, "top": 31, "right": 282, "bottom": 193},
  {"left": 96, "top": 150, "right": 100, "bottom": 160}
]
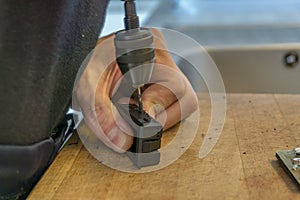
[{"left": 28, "top": 94, "right": 300, "bottom": 199}]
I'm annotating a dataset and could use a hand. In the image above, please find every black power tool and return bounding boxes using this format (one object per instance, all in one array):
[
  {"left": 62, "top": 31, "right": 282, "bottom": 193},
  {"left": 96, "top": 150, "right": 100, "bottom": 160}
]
[{"left": 114, "top": 0, "right": 162, "bottom": 168}]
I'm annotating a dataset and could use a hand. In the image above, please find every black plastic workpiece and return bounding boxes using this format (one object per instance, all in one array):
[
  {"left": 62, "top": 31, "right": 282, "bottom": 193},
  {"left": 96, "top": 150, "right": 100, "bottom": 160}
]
[{"left": 116, "top": 104, "right": 162, "bottom": 168}]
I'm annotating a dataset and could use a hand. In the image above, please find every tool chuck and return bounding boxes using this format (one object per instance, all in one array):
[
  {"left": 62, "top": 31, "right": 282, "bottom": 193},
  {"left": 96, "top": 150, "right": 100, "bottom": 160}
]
[{"left": 114, "top": 0, "right": 155, "bottom": 110}]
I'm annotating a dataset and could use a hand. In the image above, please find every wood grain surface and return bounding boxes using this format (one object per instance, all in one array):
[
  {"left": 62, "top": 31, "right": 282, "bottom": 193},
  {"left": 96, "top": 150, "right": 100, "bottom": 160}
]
[{"left": 28, "top": 94, "right": 300, "bottom": 199}]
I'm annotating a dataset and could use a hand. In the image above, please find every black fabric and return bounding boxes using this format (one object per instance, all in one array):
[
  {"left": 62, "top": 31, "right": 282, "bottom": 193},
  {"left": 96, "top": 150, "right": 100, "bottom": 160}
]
[
  {"left": 0, "top": 0, "right": 109, "bottom": 145},
  {"left": 0, "top": 138, "right": 56, "bottom": 200},
  {"left": 0, "top": 109, "right": 76, "bottom": 200},
  {"left": 0, "top": 0, "right": 109, "bottom": 199}
]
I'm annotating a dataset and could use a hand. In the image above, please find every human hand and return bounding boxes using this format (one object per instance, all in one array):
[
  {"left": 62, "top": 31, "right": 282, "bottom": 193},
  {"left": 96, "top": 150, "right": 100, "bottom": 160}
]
[{"left": 74, "top": 29, "right": 198, "bottom": 153}]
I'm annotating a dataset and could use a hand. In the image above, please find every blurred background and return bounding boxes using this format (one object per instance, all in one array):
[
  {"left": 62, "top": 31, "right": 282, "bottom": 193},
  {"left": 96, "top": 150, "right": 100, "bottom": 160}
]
[{"left": 101, "top": 0, "right": 300, "bottom": 93}]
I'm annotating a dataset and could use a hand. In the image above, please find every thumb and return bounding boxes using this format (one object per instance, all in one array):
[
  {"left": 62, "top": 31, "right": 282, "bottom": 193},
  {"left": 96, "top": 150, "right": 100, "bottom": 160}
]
[{"left": 93, "top": 96, "right": 133, "bottom": 153}]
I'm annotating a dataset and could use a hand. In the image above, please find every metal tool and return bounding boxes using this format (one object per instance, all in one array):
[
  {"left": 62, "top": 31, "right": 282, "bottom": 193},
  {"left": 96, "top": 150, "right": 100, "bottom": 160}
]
[
  {"left": 114, "top": 0, "right": 155, "bottom": 112},
  {"left": 114, "top": 0, "right": 162, "bottom": 168}
]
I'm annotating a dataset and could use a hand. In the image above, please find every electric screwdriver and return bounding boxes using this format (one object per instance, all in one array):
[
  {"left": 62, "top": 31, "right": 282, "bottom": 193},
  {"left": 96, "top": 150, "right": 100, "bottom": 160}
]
[
  {"left": 114, "top": 0, "right": 162, "bottom": 168},
  {"left": 114, "top": 0, "right": 155, "bottom": 111}
]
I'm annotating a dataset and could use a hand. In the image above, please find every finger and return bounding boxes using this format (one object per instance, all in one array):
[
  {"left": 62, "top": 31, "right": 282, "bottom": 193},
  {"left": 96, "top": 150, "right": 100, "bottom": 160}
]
[
  {"left": 142, "top": 64, "right": 186, "bottom": 117},
  {"left": 75, "top": 34, "right": 134, "bottom": 153},
  {"left": 93, "top": 63, "right": 133, "bottom": 153},
  {"left": 94, "top": 96, "right": 133, "bottom": 153},
  {"left": 97, "top": 33, "right": 115, "bottom": 45},
  {"left": 142, "top": 29, "right": 198, "bottom": 129},
  {"left": 155, "top": 82, "right": 198, "bottom": 130},
  {"left": 142, "top": 84, "right": 177, "bottom": 117},
  {"left": 79, "top": 102, "right": 133, "bottom": 153}
]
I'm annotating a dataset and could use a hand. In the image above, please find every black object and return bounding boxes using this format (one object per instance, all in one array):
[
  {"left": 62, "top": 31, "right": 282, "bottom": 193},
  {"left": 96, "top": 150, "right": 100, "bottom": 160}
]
[
  {"left": 122, "top": 0, "right": 140, "bottom": 30},
  {"left": 114, "top": 0, "right": 161, "bottom": 168},
  {"left": 0, "top": 111, "right": 75, "bottom": 199},
  {"left": 116, "top": 104, "right": 162, "bottom": 168},
  {"left": 0, "top": 0, "right": 109, "bottom": 199},
  {"left": 114, "top": 0, "right": 155, "bottom": 88}
]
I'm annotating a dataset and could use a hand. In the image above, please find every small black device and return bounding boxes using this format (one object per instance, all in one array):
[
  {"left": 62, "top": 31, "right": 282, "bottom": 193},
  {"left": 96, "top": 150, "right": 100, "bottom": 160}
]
[{"left": 116, "top": 104, "right": 162, "bottom": 168}]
